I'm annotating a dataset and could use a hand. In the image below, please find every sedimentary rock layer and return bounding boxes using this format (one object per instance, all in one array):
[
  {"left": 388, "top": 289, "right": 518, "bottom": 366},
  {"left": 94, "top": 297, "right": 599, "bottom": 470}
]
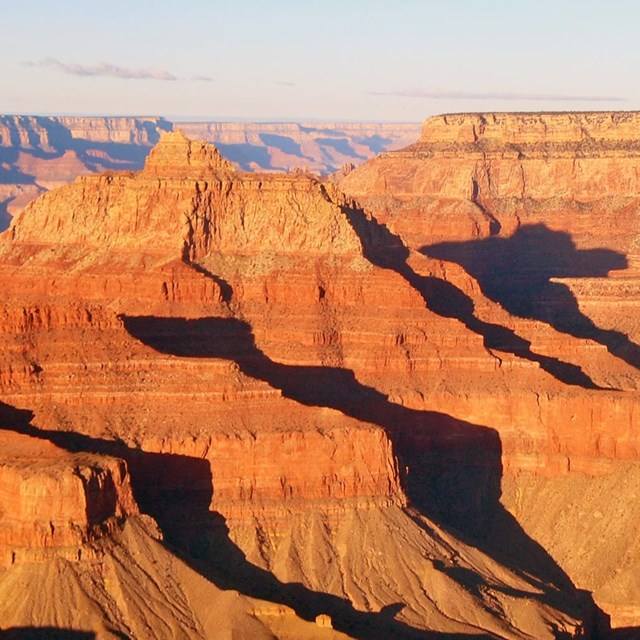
[
  {"left": 0, "top": 115, "right": 420, "bottom": 232},
  {"left": 179, "top": 121, "right": 421, "bottom": 172},
  {"left": 341, "top": 111, "right": 640, "bottom": 630},
  {"left": 0, "top": 129, "right": 594, "bottom": 638}
]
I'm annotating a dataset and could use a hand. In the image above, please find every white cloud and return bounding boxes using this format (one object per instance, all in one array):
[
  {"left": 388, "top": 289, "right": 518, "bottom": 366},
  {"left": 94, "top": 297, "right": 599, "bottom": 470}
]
[{"left": 26, "top": 58, "right": 181, "bottom": 81}]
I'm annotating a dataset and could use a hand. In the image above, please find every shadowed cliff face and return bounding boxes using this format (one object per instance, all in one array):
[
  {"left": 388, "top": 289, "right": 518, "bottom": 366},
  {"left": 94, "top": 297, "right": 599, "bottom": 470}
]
[
  {"left": 0, "top": 401, "right": 493, "bottom": 640},
  {"left": 0, "top": 201, "right": 11, "bottom": 231},
  {"left": 0, "top": 403, "right": 212, "bottom": 536},
  {"left": 421, "top": 225, "right": 640, "bottom": 371},
  {"left": 122, "top": 314, "right": 604, "bottom": 626},
  {"left": 0, "top": 630, "right": 96, "bottom": 639},
  {"left": 122, "top": 315, "right": 503, "bottom": 531},
  {"left": 336, "top": 199, "right": 604, "bottom": 389}
]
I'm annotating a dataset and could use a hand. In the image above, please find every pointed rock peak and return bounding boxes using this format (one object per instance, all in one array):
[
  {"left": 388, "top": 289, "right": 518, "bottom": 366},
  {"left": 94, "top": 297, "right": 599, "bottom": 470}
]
[{"left": 143, "top": 129, "right": 235, "bottom": 177}]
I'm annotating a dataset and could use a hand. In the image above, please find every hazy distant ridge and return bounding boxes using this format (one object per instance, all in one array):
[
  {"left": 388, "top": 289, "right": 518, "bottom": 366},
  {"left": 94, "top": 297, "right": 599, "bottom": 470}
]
[{"left": 0, "top": 115, "right": 420, "bottom": 230}]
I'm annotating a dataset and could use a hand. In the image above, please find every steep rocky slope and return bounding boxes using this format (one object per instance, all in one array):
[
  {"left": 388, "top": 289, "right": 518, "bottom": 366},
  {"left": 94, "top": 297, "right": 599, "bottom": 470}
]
[
  {"left": 341, "top": 111, "right": 640, "bottom": 631},
  {"left": 0, "top": 130, "right": 594, "bottom": 638}
]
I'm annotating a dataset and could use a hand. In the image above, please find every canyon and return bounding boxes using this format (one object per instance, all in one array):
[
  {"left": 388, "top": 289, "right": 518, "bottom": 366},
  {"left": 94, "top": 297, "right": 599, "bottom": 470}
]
[
  {"left": 0, "top": 115, "right": 420, "bottom": 231},
  {"left": 0, "top": 113, "right": 639, "bottom": 638}
]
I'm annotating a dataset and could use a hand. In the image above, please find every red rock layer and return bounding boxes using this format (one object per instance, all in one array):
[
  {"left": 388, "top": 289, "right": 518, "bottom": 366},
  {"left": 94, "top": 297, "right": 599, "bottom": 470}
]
[
  {"left": 0, "top": 129, "right": 612, "bottom": 637},
  {"left": 0, "top": 131, "right": 412, "bottom": 527},
  {"left": 3, "top": 128, "right": 639, "bottom": 499},
  {"left": 0, "top": 429, "right": 137, "bottom": 565},
  {"left": 340, "top": 111, "right": 640, "bottom": 628}
]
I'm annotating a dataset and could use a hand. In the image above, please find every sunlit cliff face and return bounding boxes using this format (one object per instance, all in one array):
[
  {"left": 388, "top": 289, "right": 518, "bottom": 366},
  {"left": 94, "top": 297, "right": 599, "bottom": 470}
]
[{"left": 1, "top": 114, "right": 640, "bottom": 637}]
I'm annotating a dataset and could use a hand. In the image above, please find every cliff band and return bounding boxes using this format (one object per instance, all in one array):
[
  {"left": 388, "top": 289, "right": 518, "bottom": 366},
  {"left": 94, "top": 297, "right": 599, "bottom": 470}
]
[{"left": 1, "top": 115, "right": 640, "bottom": 637}]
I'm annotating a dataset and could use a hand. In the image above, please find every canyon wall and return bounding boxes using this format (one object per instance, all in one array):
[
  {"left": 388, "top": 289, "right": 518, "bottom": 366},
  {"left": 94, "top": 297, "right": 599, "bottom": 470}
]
[
  {"left": 4, "top": 111, "right": 640, "bottom": 635},
  {"left": 0, "top": 115, "right": 420, "bottom": 232},
  {"left": 341, "top": 111, "right": 640, "bottom": 630},
  {"left": 179, "top": 121, "right": 421, "bottom": 172},
  {"left": 0, "top": 115, "right": 173, "bottom": 232},
  {"left": 0, "top": 129, "right": 596, "bottom": 638}
]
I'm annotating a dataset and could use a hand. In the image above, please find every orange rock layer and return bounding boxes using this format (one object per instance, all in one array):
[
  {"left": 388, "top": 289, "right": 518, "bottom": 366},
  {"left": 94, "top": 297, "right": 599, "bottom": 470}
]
[
  {"left": 340, "top": 111, "right": 640, "bottom": 629},
  {"left": 0, "top": 428, "right": 137, "bottom": 565},
  {"left": 0, "top": 116, "right": 420, "bottom": 238},
  {"left": 1, "top": 121, "right": 637, "bottom": 636}
]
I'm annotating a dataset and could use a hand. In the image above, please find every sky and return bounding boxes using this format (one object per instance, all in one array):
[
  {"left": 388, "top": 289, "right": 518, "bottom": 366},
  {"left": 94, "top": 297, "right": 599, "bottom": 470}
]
[{"left": 2, "top": 0, "right": 639, "bottom": 122}]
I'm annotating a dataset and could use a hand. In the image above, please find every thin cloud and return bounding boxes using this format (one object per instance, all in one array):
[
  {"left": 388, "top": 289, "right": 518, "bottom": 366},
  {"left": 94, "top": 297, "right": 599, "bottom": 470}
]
[
  {"left": 25, "top": 58, "right": 178, "bottom": 81},
  {"left": 371, "top": 88, "right": 627, "bottom": 102},
  {"left": 190, "top": 75, "right": 213, "bottom": 82},
  {"left": 277, "top": 81, "right": 297, "bottom": 87}
]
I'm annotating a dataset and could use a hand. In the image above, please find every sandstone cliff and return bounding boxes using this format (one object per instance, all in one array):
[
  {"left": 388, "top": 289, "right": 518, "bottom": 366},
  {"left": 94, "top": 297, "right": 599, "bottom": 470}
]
[
  {"left": 0, "top": 130, "right": 594, "bottom": 638},
  {"left": 341, "top": 111, "right": 640, "bottom": 631},
  {"left": 0, "top": 116, "right": 420, "bottom": 233},
  {"left": 341, "top": 112, "right": 640, "bottom": 251}
]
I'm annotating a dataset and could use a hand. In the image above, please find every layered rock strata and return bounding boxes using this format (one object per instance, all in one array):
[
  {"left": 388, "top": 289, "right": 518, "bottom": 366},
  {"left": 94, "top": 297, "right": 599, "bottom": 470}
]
[
  {"left": 341, "top": 111, "right": 640, "bottom": 630},
  {"left": 0, "top": 130, "right": 593, "bottom": 638},
  {"left": 341, "top": 112, "right": 640, "bottom": 251},
  {"left": 179, "top": 121, "right": 421, "bottom": 172},
  {"left": 0, "top": 116, "right": 420, "bottom": 232},
  {"left": 0, "top": 427, "right": 137, "bottom": 564}
]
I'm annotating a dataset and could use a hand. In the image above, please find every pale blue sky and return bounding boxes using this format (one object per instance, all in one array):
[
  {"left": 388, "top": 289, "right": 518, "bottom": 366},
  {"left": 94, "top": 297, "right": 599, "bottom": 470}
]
[{"left": 2, "top": 0, "right": 638, "bottom": 121}]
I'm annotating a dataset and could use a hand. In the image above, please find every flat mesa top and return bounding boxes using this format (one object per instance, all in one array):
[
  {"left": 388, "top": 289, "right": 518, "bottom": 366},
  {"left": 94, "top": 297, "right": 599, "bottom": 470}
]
[{"left": 420, "top": 111, "right": 640, "bottom": 145}]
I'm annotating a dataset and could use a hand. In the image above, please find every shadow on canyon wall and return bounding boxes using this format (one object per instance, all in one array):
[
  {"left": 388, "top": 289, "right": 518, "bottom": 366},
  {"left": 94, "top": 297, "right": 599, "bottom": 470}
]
[
  {"left": 0, "top": 149, "right": 38, "bottom": 185},
  {"left": 0, "top": 115, "right": 173, "bottom": 184},
  {"left": 336, "top": 197, "right": 604, "bottom": 390},
  {"left": 72, "top": 141, "right": 151, "bottom": 172},
  {"left": 121, "top": 315, "right": 602, "bottom": 634},
  {"left": 0, "top": 200, "right": 12, "bottom": 233},
  {"left": 0, "top": 118, "right": 170, "bottom": 232},
  {"left": 0, "top": 630, "right": 95, "bottom": 639},
  {"left": 606, "top": 629, "right": 640, "bottom": 639},
  {"left": 316, "top": 137, "right": 366, "bottom": 160},
  {"left": 259, "top": 133, "right": 305, "bottom": 157},
  {"left": 122, "top": 316, "right": 503, "bottom": 533},
  {"left": 216, "top": 133, "right": 378, "bottom": 172},
  {"left": 215, "top": 143, "right": 273, "bottom": 171},
  {"left": 1, "top": 117, "right": 72, "bottom": 154},
  {"left": 421, "top": 225, "right": 640, "bottom": 372},
  {"left": 1, "top": 116, "right": 171, "bottom": 156},
  {"left": 0, "top": 401, "right": 486, "bottom": 640},
  {"left": 352, "top": 134, "right": 393, "bottom": 154}
]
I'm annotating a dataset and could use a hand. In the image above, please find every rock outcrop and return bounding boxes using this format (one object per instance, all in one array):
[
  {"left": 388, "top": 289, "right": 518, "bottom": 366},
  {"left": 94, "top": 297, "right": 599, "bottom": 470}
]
[
  {"left": 340, "top": 111, "right": 640, "bottom": 631},
  {"left": 341, "top": 111, "right": 640, "bottom": 253},
  {"left": 0, "top": 427, "right": 137, "bottom": 563},
  {"left": 0, "top": 129, "right": 596, "bottom": 638},
  {"left": 0, "top": 116, "right": 420, "bottom": 232}
]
